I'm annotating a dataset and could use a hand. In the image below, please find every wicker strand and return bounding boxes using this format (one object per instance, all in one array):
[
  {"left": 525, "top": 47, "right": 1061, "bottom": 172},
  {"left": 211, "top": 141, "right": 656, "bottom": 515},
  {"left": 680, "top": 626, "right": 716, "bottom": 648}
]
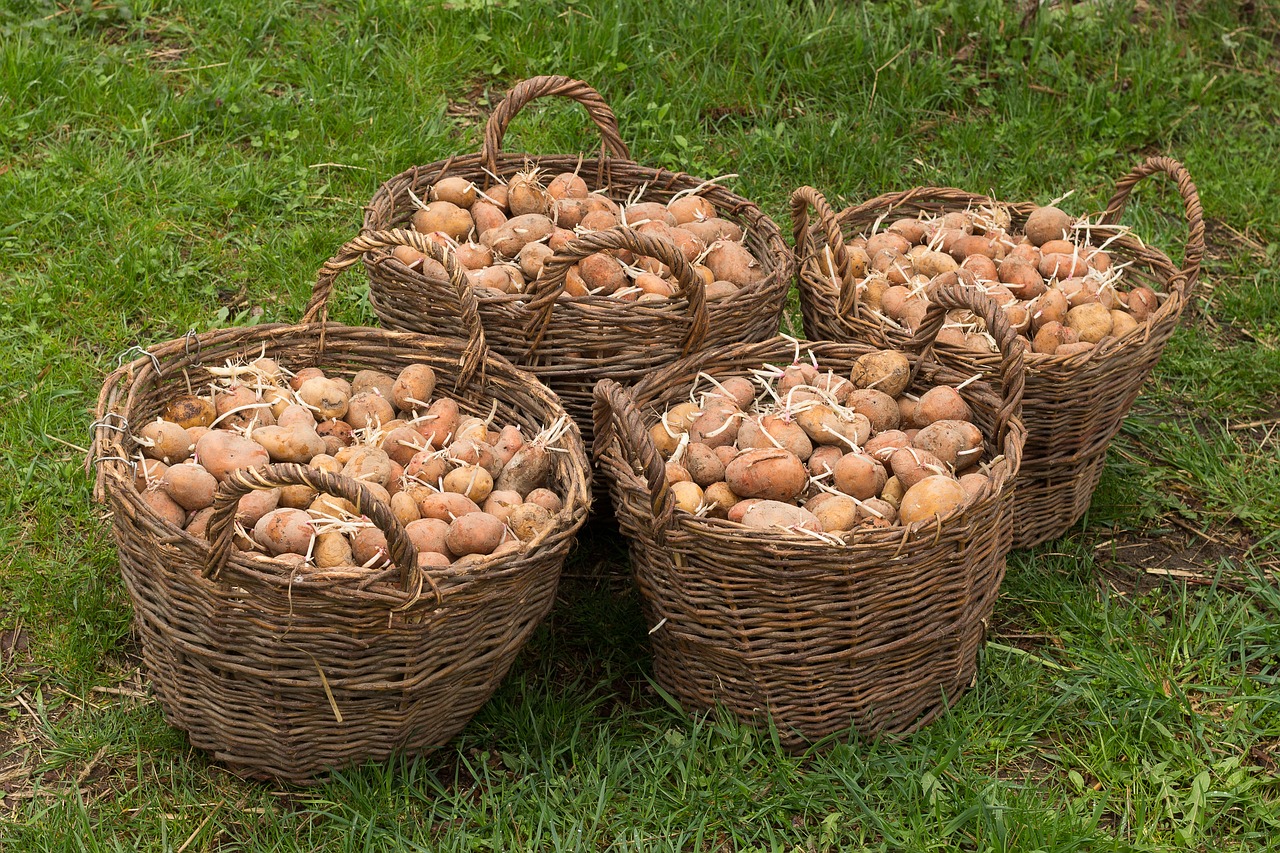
[
  {"left": 790, "top": 186, "right": 856, "bottom": 314},
  {"left": 1101, "top": 155, "right": 1205, "bottom": 290},
  {"left": 481, "top": 75, "right": 630, "bottom": 172},
  {"left": 304, "top": 230, "right": 488, "bottom": 390}
]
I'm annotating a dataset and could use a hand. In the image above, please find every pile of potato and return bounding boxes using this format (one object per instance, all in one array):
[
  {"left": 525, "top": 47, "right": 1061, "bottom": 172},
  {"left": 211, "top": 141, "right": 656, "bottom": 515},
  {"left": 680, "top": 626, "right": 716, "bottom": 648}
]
[
  {"left": 392, "top": 170, "right": 767, "bottom": 301},
  {"left": 647, "top": 349, "right": 998, "bottom": 536},
  {"left": 130, "top": 358, "right": 570, "bottom": 570},
  {"left": 829, "top": 204, "right": 1159, "bottom": 356}
]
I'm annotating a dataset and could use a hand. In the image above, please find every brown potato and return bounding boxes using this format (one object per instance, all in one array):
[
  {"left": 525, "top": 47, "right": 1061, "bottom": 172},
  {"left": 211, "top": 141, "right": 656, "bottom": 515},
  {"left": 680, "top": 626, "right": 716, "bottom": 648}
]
[
  {"left": 850, "top": 350, "right": 911, "bottom": 397},
  {"left": 163, "top": 395, "right": 216, "bottom": 429},
  {"left": 863, "top": 430, "right": 910, "bottom": 462},
  {"left": 1024, "top": 206, "right": 1074, "bottom": 246},
  {"left": 138, "top": 419, "right": 193, "bottom": 464},
  {"left": 795, "top": 405, "right": 871, "bottom": 450},
  {"left": 807, "top": 445, "right": 844, "bottom": 477},
  {"left": 846, "top": 389, "right": 901, "bottom": 433},
  {"left": 998, "top": 260, "right": 1046, "bottom": 299},
  {"left": 1038, "top": 252, "right": 1090, "bottom": 280},
  {"left": 670, "top": 481, "right": 705, "bottom": 514},
  {"left": 578, "top": 252, "right": 628, "bottom": 294},
  {"left": 446, "top": 512, "right": 506, "bottom": 556},
  {"left": 507, "top": 173, "right": 553, "bottom": 217},
  {"left": 913, "top": 420, "right": 984, "bottom": 468},
  {"left": 899, "top": 475, "right": 968, "bottom": 525},
  {"left": 508, "top": 502, "right": 553, "bottom": 542},
  {"left": 739, "top": 500, "right": 821, "bottom": 533},
  {"left": 235, "top": 488, "right": 281, "bottom": 528},
  {"left": 915, "top": 386, "right": 971, "bottom": 425},
  {"left": 431, "top": 176, "right": 477, "bottom": 208},
  {"left": 737, "top": 415, "right": 813, "bottom": 460},
  {"left": 681, "top": 442, "right": 725, "bottom": 488},
  {"left": 1066, "top": 302, "right": 1114, "bottom": 343},
  {"left": 546, "top": 172, "right": 588, "bottom": 200},
  {"left": 1110, "top": 309, "right": 1139, "bottom": 338},
  {"left": 412, "top": 201, "right": 473, "bottom": 240},
  {"left": 623, "top": 202, "right": 676, "bottom": 227},
  {"left": 809, "top": 493, "right": 860, "bottom": 532},
  {"left": 888, "top": 447, "right": 950, "bottom": 489},
  {"left": 253, "top": 508, "right": 314, "bottom": 556},
  {"left": 297, "top": 377, "right": 350, "bottom": 421},
  {"left": 484, "top": 213, "right": 554, "bottom": 257},
  {"left": 688, "top": 401, "right": 742, "bottom": 449},
  {"left": 832, "top": 452, "right": 887, "bottom": 500},
  {"left": 442, "top": 464, "right": 494, "bottom": 503},
  {"left": 681, "top": 217, "right": 742, "bottom": 244},
  {"left": 482, "top": 490, "right": 524, "bottom": 524},
  {"left": 140, "top": 488, "right": 187, "bottom": 528},
  {"left": 195, "top": 431, "right": 269, "bottom": 482},
  {"left": 313, "top": 531, "right": 355, "bottom": 568},
  {"left": 416, "top": 397, "right": 460, "bottom": 449},
  {"left": 1126, "top": 286, "right": 1158, "bottom": 321},
  {"left": 417, "top": 490, "right": 482, "bottom": 521},
  {"left": 1029, "top": 287, "right": 1069, "bottom": 329},
  {"left": 703, "top": 241, "right": 765, "bottom": 287},
  {"left": 724, "top": 448, "right": 808, "bottom": 502},
  {"left": 390, "top": 490, "right": 421, "bottom": 525}
]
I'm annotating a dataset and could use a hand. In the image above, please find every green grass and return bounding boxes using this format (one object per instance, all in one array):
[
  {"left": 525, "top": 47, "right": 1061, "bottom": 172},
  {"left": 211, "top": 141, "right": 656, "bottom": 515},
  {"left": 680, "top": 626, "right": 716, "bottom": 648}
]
[{"left": 3, "top": 0, "right": 1280, "bottom": 849}]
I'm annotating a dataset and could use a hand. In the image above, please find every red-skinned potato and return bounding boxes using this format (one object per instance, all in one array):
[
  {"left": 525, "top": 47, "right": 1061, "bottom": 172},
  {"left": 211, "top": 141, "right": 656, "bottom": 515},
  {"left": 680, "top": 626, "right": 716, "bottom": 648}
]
[
  {"left": 724, "top": 448, "right": 808, "bottom": 502},
  {"left": 446, "top": 512, "right": 506, "bottom": 556},
  {"left": 915, "top": 386, "right": 972, "bottom": 425},
  {"left": 195, "top": 431, "right": 269, "bottom": 482},
  {"left": 888, "top": 447, "right": 951, "bottom": 489}
]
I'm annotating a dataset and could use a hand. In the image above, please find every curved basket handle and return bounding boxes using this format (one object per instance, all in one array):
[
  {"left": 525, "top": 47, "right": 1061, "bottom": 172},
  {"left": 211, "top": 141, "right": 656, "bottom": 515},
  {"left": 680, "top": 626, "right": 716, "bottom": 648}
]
[
  {"left": 524, "top": 226, "right": 709, "bottom": 359},
  {"left": 907, "top": 282, "right": 1027, "bottom": 451},
  {"left": 1101, "top": 155, "right": 1205, "bottom": 294},
  {"left": 482, "top": 75, "right": 631, "bottom": 172},
  {"left": 592, "top": 378, "right": 675, "bottom": 542},
  {"left": 790, "top": 186, "right": 860, "bottom": 315},
  {"left": 302, "top": 229, "right": 488, "bottom": 391},
  {"left": 203, "top": 462, "right": 434, "bottom": 600}
]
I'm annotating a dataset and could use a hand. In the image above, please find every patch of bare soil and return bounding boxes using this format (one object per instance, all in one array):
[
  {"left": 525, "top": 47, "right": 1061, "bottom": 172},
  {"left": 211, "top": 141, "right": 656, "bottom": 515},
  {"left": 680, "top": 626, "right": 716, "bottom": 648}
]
[{"left": 1093, "top": 520, "right": 1277, "bottom": 594}]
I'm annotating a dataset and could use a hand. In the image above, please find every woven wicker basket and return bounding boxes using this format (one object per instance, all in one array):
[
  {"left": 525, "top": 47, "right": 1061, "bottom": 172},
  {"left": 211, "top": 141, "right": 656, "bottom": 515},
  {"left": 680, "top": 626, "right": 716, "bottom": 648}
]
[
  {"left": 592, "top": 283, "right": 1026, "bottom": 743},
  {"left": 792, "top": 156, "right": 1203, "bottom": 548},
  {"left": 362, "top": 75, "right": 794, "bottom": 451},
  {"left": 91, "top": 233, "right": 591, "bottom": 783}
]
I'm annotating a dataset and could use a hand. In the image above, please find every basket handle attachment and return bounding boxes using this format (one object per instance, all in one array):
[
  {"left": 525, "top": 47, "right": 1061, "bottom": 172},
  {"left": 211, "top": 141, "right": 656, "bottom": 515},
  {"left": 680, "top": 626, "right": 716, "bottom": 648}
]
[
  {"left": 482, "top": 75, "right": 631, "bottom": 173},
  {"left": 203, "top": 462, "right": 431, "bottom": 598},
  {"left": 906, "top": 282, "right": 1027, "bottom": 454},
  {"left": 524, "top": 226, "right": 709, "bottom": 360},
  {"left": 302, "top": 229, "right": 488, "bottom": 391},
  {"left": 592, "top": 378, "right": 676, "bottom": 542},
  {"left": 790, "top": 185, "right": 861, "bottom": 315},
  {"left": 1101, "top": 155, "right": 1205, "bottom": 297}
]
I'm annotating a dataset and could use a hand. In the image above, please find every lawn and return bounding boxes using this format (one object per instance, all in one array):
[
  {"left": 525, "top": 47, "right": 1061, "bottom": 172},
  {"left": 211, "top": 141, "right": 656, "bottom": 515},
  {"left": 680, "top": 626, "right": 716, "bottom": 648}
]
[{"left": 2, "top": 0, "right": 1279, "bottom": 850}]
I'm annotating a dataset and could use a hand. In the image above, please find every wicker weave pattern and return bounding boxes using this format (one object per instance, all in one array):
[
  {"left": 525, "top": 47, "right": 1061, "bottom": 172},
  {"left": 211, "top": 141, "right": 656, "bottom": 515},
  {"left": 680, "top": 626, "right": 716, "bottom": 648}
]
[
  {"left": 792, "top": 157, "right": 1204, "bottom": 548},
  {"left": 361, "top": 75, "right": 794, "bottom": 452},
  {"left": 593, "top": 283, "right": 1026, "bottom": 743},
  {"left": 91, "top": 235, "right": 591, "bottom": 783}
]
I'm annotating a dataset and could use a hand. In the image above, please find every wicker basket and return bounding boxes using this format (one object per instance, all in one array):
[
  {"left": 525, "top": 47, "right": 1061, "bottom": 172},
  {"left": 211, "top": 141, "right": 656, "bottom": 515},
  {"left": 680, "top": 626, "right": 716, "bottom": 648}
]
[
  {"left": 362, "top": 75, "right": 794, "bottom": 451},
  {"left": 91, "top": 233, "right": 591, "bottom": 784},
  {"left": 592, "top": 283, "right": 1026, "bottom": 744},
  {"left": 792, "top": 156, "right": 1204, "bottom": 548}
]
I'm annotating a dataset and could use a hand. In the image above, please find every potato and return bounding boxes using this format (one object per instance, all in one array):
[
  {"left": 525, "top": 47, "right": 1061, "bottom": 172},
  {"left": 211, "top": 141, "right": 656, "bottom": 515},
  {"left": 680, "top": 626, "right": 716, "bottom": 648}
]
[
  {"left": 705, "top": 376, "right": 757, "bottom": 410},
  {"left": 1039, "top": 252, "right": 1090, "bottom": 280},
  {"left": 526, "top": 488, "right": 563, "bottom": 514},
  {"left": 163, "top": 395, "right": 217, "bottom": 429},
  {"left": 412, "top": 201, "right": 473, "bottom": 240},
  {"left": 1066, "top": 302, "right": 1114, "bottom": 343},
  {"left": 140, "top": 488, "right": 187, "bottom": 528},
  {"left": 351, "top": 526, "right": 391, "bottom": 567},
  {"left": 795, "top": 405, "right": 870, "bottom": 450},
  {"left": 195, "top": 431, "right": 270, "bottom": 482},
  {"left": 1126, "top": 286, "right": 1158, "bottom": 321},
  {"left": 491, "top": 425, "right": 525, "bottom": 467},
  {"left": 545, "top": 172, "right": 588, "bottom": 201},
  {"left": 508, "top": 502, "right": 553, "bottom": 542},
  {"left": 253, "top": 508, "right": 314, "bottom": 557},
  {"left": 579, "top": 252, "right": 628, "bottom": 294},
  {"left": 888, "top": 447, "right": 950, "bottom": 489},
  {"left": 389, "top": 490, "right": 421, "bottom": 526},
  {"left": 1029, "top": 287, "right": 1069, "bottom": 329},
  {"left": 737, "top": 414, "right": 813, "bottom": 460},
  {"left": 688, "top": 401, "right": 742, "bottom": 449},
  {"left": 431, "top": 176, "right": 477, "bottom": 208},
  {"left": 826, "top": 451, "right": 884, "bottom": 500},
  {"left": 160, "top": 462, "right": 218, "bottom": 511},
  {"left": 701, "top": 482, "right": 738, "bottom": 518},
  {"left": 1110, "top": 309, "right": 1139, "bottom": 338},
  {"left": 484, "top": 213, "right": 554, "bottom": 257},
  {"left": 667, "top": 195, "right": 716, "bottom": 225},
  {"left": 482, "top": 490, "right": 524, "bottom": 524},
  {"left": 417, "top": 490, "right": 481, "bottom": 522},
  {"left": 913, "top": 420, "right": 984, "bottom": 468},
  {"left": 863, "top": 430, "right": 910, "bottom": 462},
  {"left": 959, "top": 472, "right": 990, "bottom": 502},
  {"left": 680, "top": 442, "right": 724, "bottom": 488},
  {"left": 899, "top": 475, "right": 968, "bottom": 525},
  {"left": 959, "top": 252, "right": 998, "bottom": 281},
  {"left": 913, "top": 250, "right": 959, "bottom": 279},
  {"left": 665, "top": 461, "right": 692, "bottom": 484},
  {"left": 915, "top": 386, "right": 971, "bottom": 425},
  {"left": 846, "top": 388, "right": 901, "bottom": 433},
  {"left": 809, "top": 493, "right": 860, "bottom": 532},
  {"left": 998, "top": 260, "right": 1046, "bottom": 299},
  {"left": 670, "top": 481, "right": 705, "bottom": 514},
  {"left": 580, "top": 209, "right": 620, "bottom": 231},
  {"left": 471, "top": 200, "right": 508, "bottom": 236},
  {"left": 739, "top": 500, "right": 821, "bottom": 533},
  {"left": 444, "top": 512, "right": 505, "bottom": 556},
  {"left": 1024, "top": 206, "right": 1074, "bottom": 247},
  {"left": 850, "top": 350, "right": 911, "bottom": 397},
  {"left": 416, "top": 397, "right": 460, "bottom": 449},
  {"left": 1056, "top": 341, "right": 1096, "bottom": 357},
  {"left": 807, "top": 445, "right": 844, "bottom": 478},
  {"left": 506, "top": 172, "right": 553, "bottom": 217},
  {"left": 623, "top": 202, "right": 676, "bottom": 227},
  {"left": 494, "top": 445, "right": 551, "bottom": 496},
  {"left": 442, "top": 464, "right": 493, "bottom": 503},
  {"left": 184, "top": 506, "right": 214, "bottom": 539},
  {"left": 296, "top": 377, "right": 350, "bottom": 421},
  {"left": 138, "top": 419, "right": 193, "bottom": 464},
  {"left": 681, "top": 217, "right": 742, "bottom": 245},
  {"left": 703, "top": 241, "right": 765, "bottom": 287},
  {"left": 724, "top": 448, "right": 808, "bottom": 502},
  {"left": 342, "top": 447, "right": 392, "bottom": 488},
  {"left": 253, "top": 423, "right": 325, "bottom": 464},
  {"left": 858, "top": 498, "right": 898, "bottom": 525},
  {"left": 235, "top": 487, "right": 281, "bottom": 528},
  {"left": 310, "top": 532, "right": 352, "bottom": 568}
]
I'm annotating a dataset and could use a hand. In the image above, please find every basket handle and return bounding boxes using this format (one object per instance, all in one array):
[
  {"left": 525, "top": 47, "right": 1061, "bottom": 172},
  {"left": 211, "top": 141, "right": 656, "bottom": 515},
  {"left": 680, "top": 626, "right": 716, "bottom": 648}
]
[
  {"left": 592, "top": 378, "right": 675, "bottom": 540},
  {"left": 482, "top": 75, "right": 631, "bottom": 172},
  {"left": 301, "top": 229, "right": 488, "bottom": 391},
  {"left": 524, "top": 226, "right": 709, "bottom": 359},
  {"left": 203, "top": 462, "right": 427, "bottom": 595},
  {"left": 906, "top": 282, "right": 1027, "bottom": 449},
  {"left": 1101, "top": 155, "right": 1205, "bottom": 295},
  {"left": 790, "top": 185, "right": 860, "bottom": 315}
]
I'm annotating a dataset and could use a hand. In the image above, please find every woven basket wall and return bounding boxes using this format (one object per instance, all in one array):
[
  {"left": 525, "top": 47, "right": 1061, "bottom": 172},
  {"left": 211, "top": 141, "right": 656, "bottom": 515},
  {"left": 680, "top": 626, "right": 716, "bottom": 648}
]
[
  {"left": 91, "top": 234, "right": 591, "bottom": 783},
  {"left": 792, "top": 156, "right": 1203, "bottom": 548},
  {"left": 361, "top": 75, "right": 794, "bottom": 452},
  {"left": 593, "top": 284, "right": 1026, "bottom": 744}
]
